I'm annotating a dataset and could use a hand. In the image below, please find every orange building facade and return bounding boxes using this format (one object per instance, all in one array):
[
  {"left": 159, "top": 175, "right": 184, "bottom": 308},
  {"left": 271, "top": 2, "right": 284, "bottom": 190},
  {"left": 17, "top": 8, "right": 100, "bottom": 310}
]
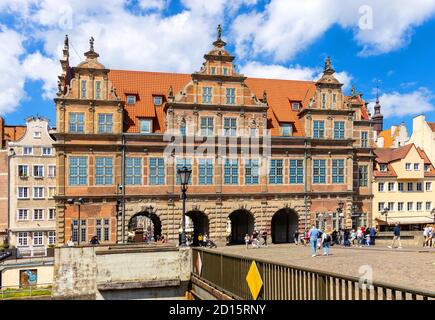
[{"left": 54, "top": 31, "right": 374, "bottom": 245}]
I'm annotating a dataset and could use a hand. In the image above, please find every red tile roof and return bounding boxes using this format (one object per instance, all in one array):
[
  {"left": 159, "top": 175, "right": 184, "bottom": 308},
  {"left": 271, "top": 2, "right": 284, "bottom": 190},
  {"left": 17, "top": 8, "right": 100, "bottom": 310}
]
[
  {"left": 109, "top": 70, "right": 367, "bottom": 136},
  {"left": 428, "top": 122, "right": 435, "bottom": 132}
]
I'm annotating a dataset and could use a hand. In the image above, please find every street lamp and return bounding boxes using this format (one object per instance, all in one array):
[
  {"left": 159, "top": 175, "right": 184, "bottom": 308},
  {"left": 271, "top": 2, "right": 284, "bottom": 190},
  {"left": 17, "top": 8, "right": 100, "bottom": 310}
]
[
  {"left": 381, "top": 207, "right": 389, "bottom": 231},
  {"left": 67, "top": 198, "right": 85, "bottom": 245},
  {"left": 177, "top": 166, "right": 192, "bottom": 247}
]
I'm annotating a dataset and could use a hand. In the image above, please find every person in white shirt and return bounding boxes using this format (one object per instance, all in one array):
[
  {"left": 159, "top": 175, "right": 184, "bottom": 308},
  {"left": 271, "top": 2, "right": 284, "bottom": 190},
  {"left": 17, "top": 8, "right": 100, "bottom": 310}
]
[{"left": 423, "top": 225, "right": 429, "bottom": 247}]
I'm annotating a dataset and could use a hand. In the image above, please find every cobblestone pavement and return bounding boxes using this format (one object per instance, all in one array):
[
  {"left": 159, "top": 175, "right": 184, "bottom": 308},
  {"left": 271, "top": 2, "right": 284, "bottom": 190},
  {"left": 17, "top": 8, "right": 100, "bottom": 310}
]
[{"left": 212, "top": 244, "right": 435, "bottom": 292}]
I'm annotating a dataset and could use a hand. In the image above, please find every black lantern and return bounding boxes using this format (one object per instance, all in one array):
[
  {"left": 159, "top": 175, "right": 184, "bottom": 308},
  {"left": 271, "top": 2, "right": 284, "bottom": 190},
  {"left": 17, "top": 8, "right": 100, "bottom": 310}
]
[{"left": 177, "top": 166, "right": 192, "bottom": 247}]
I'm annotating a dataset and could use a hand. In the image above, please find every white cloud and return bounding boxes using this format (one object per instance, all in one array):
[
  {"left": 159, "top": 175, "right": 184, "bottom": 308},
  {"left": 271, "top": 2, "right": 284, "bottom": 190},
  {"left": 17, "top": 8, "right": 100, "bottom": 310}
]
[
  {"left": 139, "top": 0, "right": 168, "bottom": 11},
  {"left": 0, "top": 26, "right": 26, "bottom": 115},
  {"left": 240, "top": 61, "right": 352, "bottom": 90},
  {"left": 368, "top": 88, "right": 434, "bottom": 118},
  {"left": 232, "top": 0, "right": 435, "bottom": 61}
]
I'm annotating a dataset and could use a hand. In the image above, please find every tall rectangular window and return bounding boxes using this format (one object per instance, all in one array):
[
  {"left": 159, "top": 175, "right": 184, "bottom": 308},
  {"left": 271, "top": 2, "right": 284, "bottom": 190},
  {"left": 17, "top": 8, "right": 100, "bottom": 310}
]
[
  {"left": 18, "top": 165, "right": 28, "bottom": 177},
  {"left": 81, "top": 80, "right": 87, "bottom": 98},
  {"left": 332, "top": 94, "right": 337, "bottom": 108},
  {"left": 224, "top": 159, "right": 238, "bottom": 185},
  {"left": 223, "top": 118, "right": 237, "bottom": 136},
  {"left": 48, "top": 231, "right": 56, "bottom": 245},
  {"left": 126, "top": 157, "right": 142, "bottom": 185},
  {"left": 176, "top": 158, "right": 192, "bottom": 185},
  {"left": 269, "top": 159, "right": 283, "bottom": 184},
  {"left": 426, "top": 182, "right": 432, "bottom": 191},
  {"left": 388, "top": 182, "right": 395, "bottom": 192},
  {"left": 332, "top": 159, "right": 345, "bottom": 183},
  {"left": 398, "top": 202, "right": 404, "bottom": 211},
  {"left": 200, "top": 117, "right": 214, "bottom": 136},
  {"left": 149, "top": 158, "right": 165, "bottom": 185},
  {"left": 69, "top": 156, "right": 88, "bottom": 186},
  {"left": 313, "top": 120, "right": 325, "bottom": 139},
  {"left": 33, "top": 209, "right": 44, "bottom": 220},
  {"left": 33, "top": 165, "right": 44, "bottom": 178},
  {"left": 407, "top": 202, "right": 413, "bottom": 211},
  {"left": 98, "top": 114, "right": 113, "bottom": 134},
  {"left": 72, "top": 220, "right": 78, "bottom": 243},
  {"left": 33, "top": 187, "right": 44, "bottom": 199},
  {"left": 361, "top": 131, "right": 368, "bottom": 147},
  {"left": 49, "top": 208, "right": 56, "bottom": 220},
  {"left": 334, "top": 121, "right": 345, "bottom": 139},
  {"left": 426, "top": 202, "right": 432, "bottom": 211},
  {"left": 199, "top": 159, "right": 213, "bottom": 185},
  {"left": 321, "top": 93, "right": 326, "bottom": 108},
  {"left": 33, "top": 232, "right": 44, "bottom": 246},
  {"left": 358, "top": 166, "right": 368, "bottom": 187},
  {"left": 416, "top": 182, "right": 423, "bottom": 191},
  {"left": 202, "top": 87, "right": 212, "bottom": 104},
  {"left": 69, "top": 112, "right": 85, "bottom": 133},
  {"left": 17, "top": 232, "right": 28, "bottom": 246},
  {"left": 48, "top": 187, "right": 56, "bottom": 198},
  {"left": 179, "top": 122, "right": 186, "bottom": 136},
  {"left": 96, "top": 219, "right": 110, "bottom": 242},
  {"left": 95, "top": 81, "right": 101, "bottom": 99},
  {"left": 398, "top": 182, "right": 404, "bottom": 191},
  {"left": 95, "top": 157, "right": 113, "bottom": 185},
  {"left": 17, "top": 209, "right": 29, "bottom": 221},
  {"left": 313, "top": 159, "right": 326, "bottom": 184},
  {"left": 378, "top": 182, "right": 384, "bottom": 192},
  {"left": 48, "top": 165, "right": 56, "bottom": 178},
  {"left": 408, "top": 182, "right": 413, "bottom": 191},
  {"left": 81, "top": 220, "right": 87, "bottom": 243},
  {"left": 289, "top": 159, "right": 304, "bottom": 184},
  {"left": 18, "top": 187, "right": 29, "bottom": 199},
  {"left": 245, "top": 159, "right": 259, "bottom": 185},
  {"left": 225, "top": 88, "right": 236, "bottom": 104}
]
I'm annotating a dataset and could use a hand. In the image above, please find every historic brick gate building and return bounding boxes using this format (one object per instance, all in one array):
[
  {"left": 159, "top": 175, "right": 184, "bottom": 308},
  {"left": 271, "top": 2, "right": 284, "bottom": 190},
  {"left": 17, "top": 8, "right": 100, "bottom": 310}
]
[{"left": 53, "top": 29, "right": 374, "bottom": 245}]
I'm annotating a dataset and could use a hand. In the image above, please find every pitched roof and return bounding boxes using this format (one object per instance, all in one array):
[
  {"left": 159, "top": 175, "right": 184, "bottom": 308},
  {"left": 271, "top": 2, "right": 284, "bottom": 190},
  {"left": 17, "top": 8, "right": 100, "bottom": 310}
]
[
  {"left": 374, "top": 144, "right": 414, "bottom": 163},
  {"left": 3, "top": 126, "right": 26, "bottom": 147},
  {"left": 108, "top": 70, "right": 366, "bottom": 136},
  {"left": 428, "top": 122, "right": 435, "bottom": 132}
]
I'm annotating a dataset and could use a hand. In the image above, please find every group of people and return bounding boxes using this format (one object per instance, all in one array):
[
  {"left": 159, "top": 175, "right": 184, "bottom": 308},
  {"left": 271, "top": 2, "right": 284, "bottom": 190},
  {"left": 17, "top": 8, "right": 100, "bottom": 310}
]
[
  {"left": 185, "top": 233, "right": 217, "bottom": 248},
  {"left": 423, "top": 224, "right": 434, "bottom": 248},
  {"left": 244, "top": 230, "right": 268, "bottom": 249}
]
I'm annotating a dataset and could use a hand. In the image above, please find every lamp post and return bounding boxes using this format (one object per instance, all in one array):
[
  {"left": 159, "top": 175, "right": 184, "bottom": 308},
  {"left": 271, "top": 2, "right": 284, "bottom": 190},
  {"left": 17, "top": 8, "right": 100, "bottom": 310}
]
[
  {"left": 337, "top": 201, "right": 344, "bottom": 230},
  {"left": 177, "top": 166, "right": 192, "bottom": 247},
  {"left": 67, "top": 198, "right": 85, "bottom": 245},
  {"left": 381, "top": 207, "right": 389, "bottom": 231}
]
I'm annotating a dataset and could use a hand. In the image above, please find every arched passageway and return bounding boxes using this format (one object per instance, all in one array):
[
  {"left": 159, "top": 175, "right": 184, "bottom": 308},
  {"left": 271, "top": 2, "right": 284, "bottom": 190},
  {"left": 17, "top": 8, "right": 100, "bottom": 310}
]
[
  {"left": 228, "top": 210, "right": 255, "bottom": 244},
  {"left": 271, "top": 208, "right": 299, "bottom": 243},
  {"left": 185, "top": 211, "right": 209, "bottom": 246},
  {"left": 128, "top": 211, "right": 162, "bottom": 243}
]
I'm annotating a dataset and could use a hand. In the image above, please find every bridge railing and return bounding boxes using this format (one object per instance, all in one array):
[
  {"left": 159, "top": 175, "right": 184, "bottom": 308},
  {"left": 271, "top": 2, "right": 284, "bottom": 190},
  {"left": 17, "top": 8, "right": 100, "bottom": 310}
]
[
  {"left": 0, "top": 283, "right": 52, "bottom": 300},
  {"left": 191, "top": 248, "right": 435, "bottom": 300}
]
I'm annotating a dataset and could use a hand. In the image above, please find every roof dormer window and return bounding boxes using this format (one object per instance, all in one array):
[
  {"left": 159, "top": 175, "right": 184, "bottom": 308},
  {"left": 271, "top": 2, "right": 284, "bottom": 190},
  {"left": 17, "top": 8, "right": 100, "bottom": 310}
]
[
  {"left": 291, "top": 102, "right": 300, "bottom": 111},
  {"left": 380, "top": 164, "right": 387, "bottom": 172},
  {"left": 127, "top": 95, "right": 136, "bottom": 105},
  {"left": 281, "top": 124, "right": 292, "bottom": 136},
  {"left": 153, "top": 96, "right": 163, "bottom": 106}
]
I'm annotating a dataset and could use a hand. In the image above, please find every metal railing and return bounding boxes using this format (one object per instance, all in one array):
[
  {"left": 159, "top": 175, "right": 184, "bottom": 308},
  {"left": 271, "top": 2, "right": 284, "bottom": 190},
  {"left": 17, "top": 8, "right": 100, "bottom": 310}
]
[
  {"left": 0, "top": 283, "right": 52, "bottom": 300},
  {"left": 192, "top": 248, "right": 435, "bottom": 300}
]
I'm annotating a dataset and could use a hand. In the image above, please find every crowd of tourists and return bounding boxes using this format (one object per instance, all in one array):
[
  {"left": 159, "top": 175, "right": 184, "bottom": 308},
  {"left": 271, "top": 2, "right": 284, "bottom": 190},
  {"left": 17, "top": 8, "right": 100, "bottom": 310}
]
[{"left": 244, "top": 230, "right": 268, "bottom": 249}]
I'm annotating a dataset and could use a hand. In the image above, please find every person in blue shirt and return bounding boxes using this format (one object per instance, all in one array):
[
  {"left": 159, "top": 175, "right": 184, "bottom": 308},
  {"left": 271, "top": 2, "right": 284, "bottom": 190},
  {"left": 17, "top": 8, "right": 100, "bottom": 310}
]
[
  {"left": 309, "top": 225, "right": 319, "bottom": 257},
  {"left": 388, "top": 223, "right": 402, "bottom": 249},
  {"left": 369, "top": 226, "right": 377, "bottom": 246}
]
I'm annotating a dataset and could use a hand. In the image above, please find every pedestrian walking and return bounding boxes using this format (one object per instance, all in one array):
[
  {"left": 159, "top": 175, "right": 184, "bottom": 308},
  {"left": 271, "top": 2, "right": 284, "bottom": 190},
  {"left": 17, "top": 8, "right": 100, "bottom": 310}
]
[
  {"left": 356, "top": 227, "right": 363, "bottom": 247},
  {"left": 343, "top": 229, "right": 350, "bottom": 247},
  {"left": 423, "top": 225, "right": 429, "bottom": 247},
  {"left": 294, "top": 230, "right": 300, "bottom": 245},
  {"left": 245, "top": 234, "right": 250, "bottom": 249},
  {"left": 309, "top": 225, "right": 319, "bottom": 257},
  {"left": 369, "top": 226, "right": 376, "bottom": 246},
  {"left": 262, "top": 231, "right": 268, "bottom": 247},
  {"left": 350, "top": 229, "right": 356, "bottom": 247},
  {"left": 388, "top": 223, "right": 402, "bottom": 249},
  {"left": 425, "top": 225, "right": 433, "bottom": 248},
  {"left": 321, "top": 229, "right": 332, "bottom": 256},
  {"left": 365, "top": 228, "right": 371, "bottom": 246}
]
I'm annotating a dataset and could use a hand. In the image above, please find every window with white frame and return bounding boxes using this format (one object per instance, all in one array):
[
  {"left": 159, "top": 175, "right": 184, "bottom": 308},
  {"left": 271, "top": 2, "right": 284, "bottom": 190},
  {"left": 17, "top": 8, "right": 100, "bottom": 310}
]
[
  {"left": 95, "top": 157, "right": 113, "bottom": 185},
  {"left": 407, "top": 202, "right": 413, "bottom": 211},
  {"left": 333, "top": 121, "right": 345, "bottom": 139},
  {"left": 33, "top": 131, "right": 41, "bottom": 139},
  {"left": 388, "top": 182, "right": 395, "bottom": 191},
  {"left": 379, "top": 164, "right": 387, "bottom": 172},
  {"left": 398, "top": 182, "right": 404, "bottom": 192},
  {"left": 69, "top": 156, "right": 88, "bottom": 186},
  {"left": 33, "top": 232, "right": 44, "bottom": 246},
  {"left": 48, "top": 231, "right": 56, "bottom": 245},
  {"left": 200, "top": 117, "right": 214, "bottom": 136},
  {"left": 17, "top": 232, "right": 28, "bottom": 246},
  {"left": 361, "top": 131, "right": 369, "bottom": 148},
  {"left": 321, "top": 93, "right": 326, "bottom": 108},
  {"left": 17, "top": 209, "right": 29, "bottom": 221},
  {"left": 397, "top": 202, "right": 404, "bottom": 211},
  {"left": 42, "top": 147, "right": 53, "bottom": 155},
  {"left": 223, "top": 118, "right": 237, "bottom": 137},
  {"left": 407, "top": 183, "right": 413, "bottom": 191},
  {"left": 23, "top": 147, "right": 33, "bottom": 155},
  {"left": 18, "top": 187, "right": 29, "bottom": 199},
  {"left": 244, "top": 159, "right": 259, "bottom": 185},
  {"left": 126, "top": 157, "right": 142, "bottom": 185},
  {"left": 269, "top": 159, "right": 283, "bottom": 184},
  {"left": 68, "top": 112, "right": 85, "bottom": 133},
  {"left": 332, "top": 159, "right": 345, "bottom": 184},
  {"left": 313, "top": 159, "right": 326, "bottom": 184},
  {"left": 81, "top": 80, "right": 87, "bottom": 98},
  {"left": 358, "top": 166, "right": 368, "bottom": 187},
  {"left": 98, "top": 113, "right": 113, "bottom": 134},
  {"left": 416, "top": 182, "right": 423, "bottom": 191},
  {"left": 313, "top": 121, "right": 325, "bottom": 139},
  {"left": 224, "top": 159, "right": 238, "bottom": 185},
  {"left": 199, "top": 159, "right": 214, "bottom": 185},
  {"left": 127, "top": 95, "right": 136, "bottom": 105},
  {"left": 225, "top": 88, "right": 236, "bottom": 105},
  {"left": 18, "top": 165, "right": 28, "bottom": 177},
  {"left": 289, "top": 160, "right": 304, "bottom": 184},
  {"left": 95, "top": 81, "right": 101, "bottom": 100},
  {"left": 426, "top": 182, "right": 432, "bottom": 191},
  {"left": 49, "top": 208, "right": 56, "bottom": 220},
  {"left": 281, "top": 124, "right": 292, "bottom": 136},
  {"left": 414, "top": 163, "right": 420, "bottom": 171},
  {"left": 153, "top": 96, "right": 163, "bottom": 106},
  {"left": 426, "top": 202, "right": 432, "bottom": 211},
  {"left": 48, "top": 187, "right": 56, "bottom": 199},
  {"left": 405, "top": 163, "right": 411, "bottom": 171},
  {"left": 378, "top": 202, "right": 385, "bottom": 212},
  {"left": 48, "top": 165, "right": 56, "bottom": 178},
  {"left": 96, "top": 219, "right": 110, "bottom": 242},
  {"left": 292, "top": 102, "right": 300, "bottom": 111},
  {"left": 139, "top": 119, "right": 152, "bottom": 134},
  {"left": 416, "top": 202, "right": 423, "bottom": 211},
  {"left": 202, "top": 87, "right": 212, "bottom": 104},
  {"left": 222, "top": 67, "right": 228, "bottom": 75},
  {"left": 378, "top": 182, "right": 384, "bottom": 192},
  {"left": 149, "top": 158, "right": 165, "bottom": 185},
  {"left": 387, "top": 202, "right": 394, "bottom": 211},
  {"left": 33, "top": 209, "right": 44, "bottom": 220},
  {"left": 33, "top": 165, "right": 44, "bottom": 178},
  {"left": 332, "top": 94, "right": 337, "bottom": 108},
  {"left": 33, "top": 187, "right": 44, "bottom": 199}
]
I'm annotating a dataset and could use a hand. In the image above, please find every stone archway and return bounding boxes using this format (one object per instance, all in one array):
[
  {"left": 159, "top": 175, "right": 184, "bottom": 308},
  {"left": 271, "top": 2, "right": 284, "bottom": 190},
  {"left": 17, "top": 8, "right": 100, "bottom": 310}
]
[
  {"left": 271, "top": 208, "right": 299, "bottom": 243},
  {"left": 128, "top": 211, "right": 162, "bottom": 242},
  {"left": 185, "top": 211, "right": 209, "bottom": 246},
  {"left": 229, "top": 209, "right": 255, "bottom": 244}
]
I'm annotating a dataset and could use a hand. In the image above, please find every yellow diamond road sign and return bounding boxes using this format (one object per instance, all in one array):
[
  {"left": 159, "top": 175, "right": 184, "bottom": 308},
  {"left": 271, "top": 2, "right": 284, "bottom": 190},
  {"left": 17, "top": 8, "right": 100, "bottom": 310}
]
[{"left": 246, "top": 261, "right": 263, "bottom": 300}]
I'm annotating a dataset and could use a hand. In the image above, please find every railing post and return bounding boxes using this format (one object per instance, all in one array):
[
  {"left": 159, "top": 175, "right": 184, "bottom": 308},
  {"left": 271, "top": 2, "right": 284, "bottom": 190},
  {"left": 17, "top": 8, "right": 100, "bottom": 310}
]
[{"left": 318, "top": 275, "right": 327, "bottom": 300}]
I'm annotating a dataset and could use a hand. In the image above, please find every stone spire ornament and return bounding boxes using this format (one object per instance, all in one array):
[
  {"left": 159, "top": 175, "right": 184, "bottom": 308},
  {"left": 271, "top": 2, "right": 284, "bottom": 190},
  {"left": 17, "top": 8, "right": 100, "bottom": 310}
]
[
  {"left": 168, "top": 85, "right": 174, "bottom": 101},
  {"left": 64, "top": 34, "right": 69, "bottom": 49},
  {"left": 84, "top": 36, "right": 99, "bottom": 59},
  {"left": 262, "top": 90, "right": 268, "bottom": 104},
  {"left": 89, "top": 37, "right": 95, "bottom": 52},
  {"left": 217, "top": 24, "right": 222, "bottom": 40}
]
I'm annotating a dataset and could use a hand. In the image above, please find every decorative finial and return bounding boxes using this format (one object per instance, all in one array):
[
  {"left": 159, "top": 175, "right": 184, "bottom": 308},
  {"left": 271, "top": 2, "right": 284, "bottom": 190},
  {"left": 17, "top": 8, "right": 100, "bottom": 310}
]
[
  {"left": 376, "top": 85, "right": 379, "bottom": 104},
  {"left": 168, "top": 85, "right": 174, "bottom": 99},
  {"left": 325, "top": 56, "right": 331, "bottom": 70},
  {"left": 89, "top": 37, "right": 95, "bottom": 52},
  {"left": 57, "top": 80, "right": 62, "bottom": 96},
  {"left": 262, "top": 90, "right": 268, "bottom": 104},
  {"left": 351, "top": 85, "right": 356, "bottom": 97},
  {"left": 64, "top": 34, "right": 69, "bottom": 49},
  {"left": 217, "top": 24, "right": 222, "bottom": 40}
]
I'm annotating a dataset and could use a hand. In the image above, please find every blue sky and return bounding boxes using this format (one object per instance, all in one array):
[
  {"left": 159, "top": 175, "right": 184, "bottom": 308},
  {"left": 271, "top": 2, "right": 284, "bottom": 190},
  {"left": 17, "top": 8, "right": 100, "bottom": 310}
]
[{"left": 1, "top": 0, "right": 435, "bottom": 132}]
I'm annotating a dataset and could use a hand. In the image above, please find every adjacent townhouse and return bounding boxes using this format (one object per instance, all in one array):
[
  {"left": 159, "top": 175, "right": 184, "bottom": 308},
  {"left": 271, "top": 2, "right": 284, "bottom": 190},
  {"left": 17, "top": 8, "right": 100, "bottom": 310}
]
[{"left": 8, "top": 117, "right": 56, "bottom": 255}]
